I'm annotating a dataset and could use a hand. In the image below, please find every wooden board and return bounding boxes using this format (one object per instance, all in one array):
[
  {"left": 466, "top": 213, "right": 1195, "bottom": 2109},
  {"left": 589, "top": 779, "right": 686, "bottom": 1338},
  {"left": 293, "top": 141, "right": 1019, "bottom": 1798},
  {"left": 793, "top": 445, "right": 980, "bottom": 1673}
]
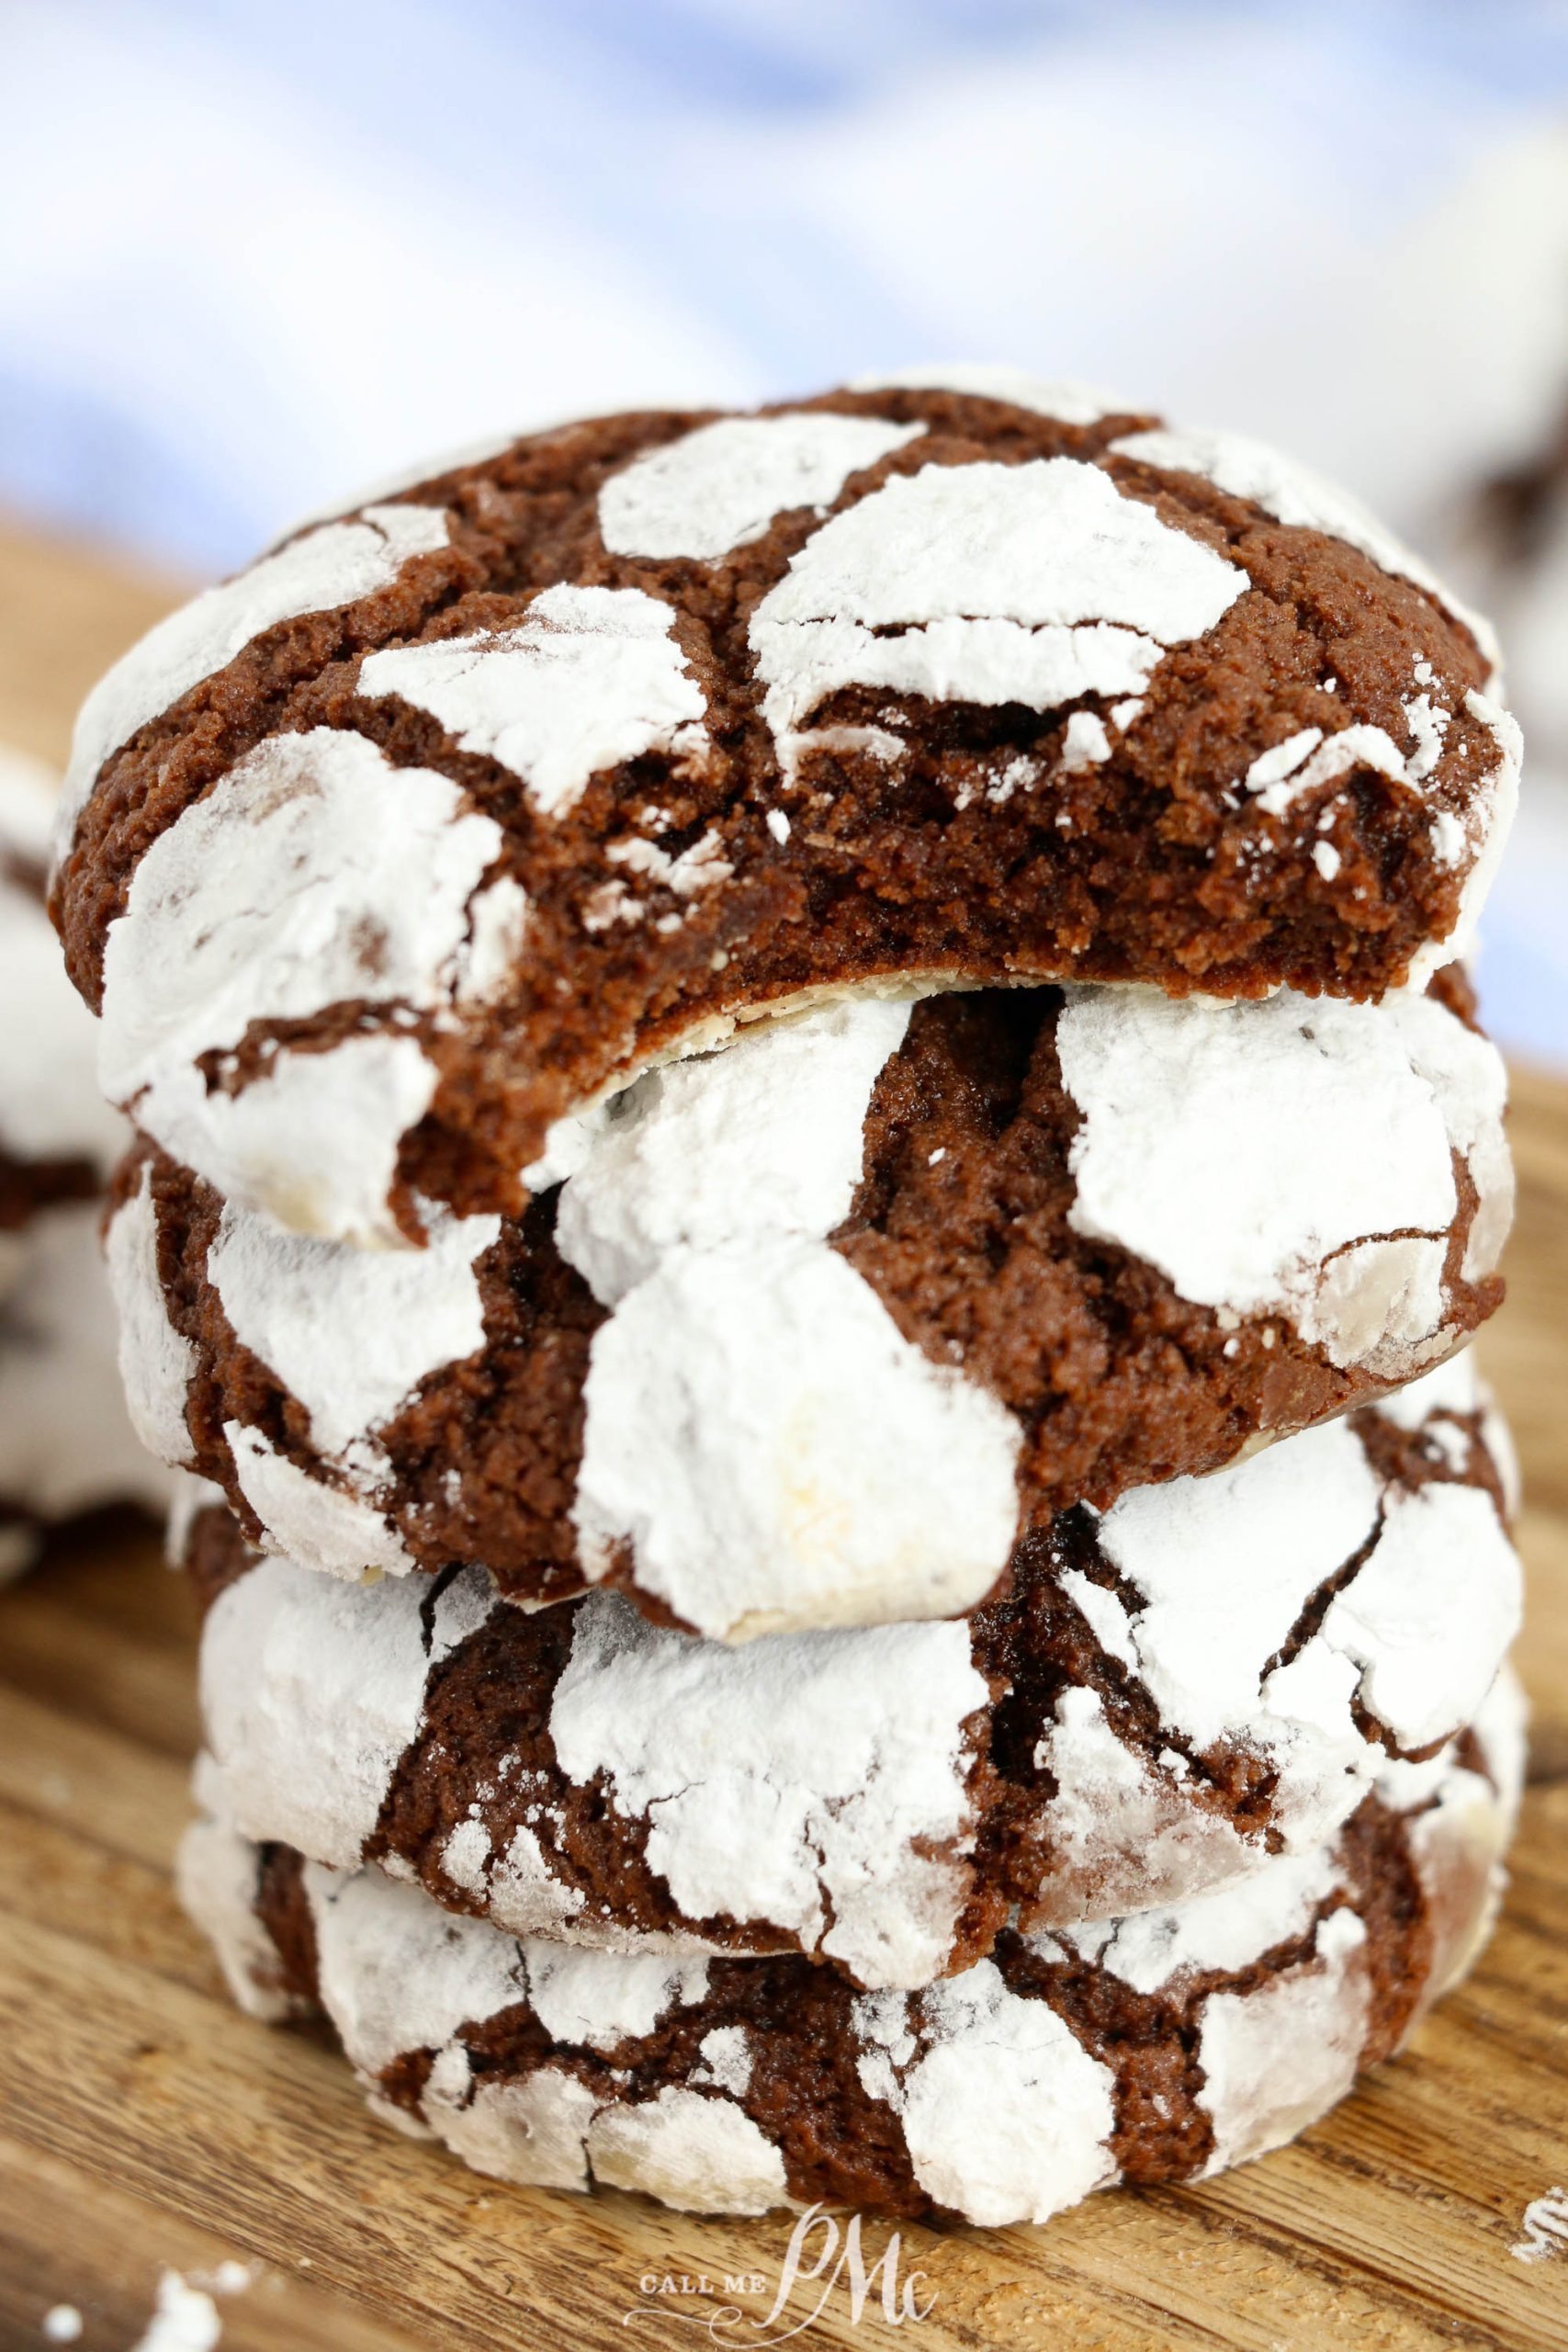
[{"left": 0, "top": 515, "right": 1565, "bottom": 2352}]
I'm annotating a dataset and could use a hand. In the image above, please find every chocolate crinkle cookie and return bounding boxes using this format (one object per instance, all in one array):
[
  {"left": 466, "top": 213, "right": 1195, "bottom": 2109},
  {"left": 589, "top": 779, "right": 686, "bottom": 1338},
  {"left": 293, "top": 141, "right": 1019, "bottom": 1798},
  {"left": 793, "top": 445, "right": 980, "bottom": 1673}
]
[
  {"left": 117, "top": 975, "right": 1510, "bottom": 1638},
  {"left": 54, "top": 372, "right": 1520, "bottom": 1246},
  {"left": 179, "top": 1665, "right": 1524, "bottom": 2225},
  {"left": 175, "top": 1353, "right": 1520, "bottom": 1992},
  {"left": 0, "top": 748, "right": 169, "bottom": 1577}
]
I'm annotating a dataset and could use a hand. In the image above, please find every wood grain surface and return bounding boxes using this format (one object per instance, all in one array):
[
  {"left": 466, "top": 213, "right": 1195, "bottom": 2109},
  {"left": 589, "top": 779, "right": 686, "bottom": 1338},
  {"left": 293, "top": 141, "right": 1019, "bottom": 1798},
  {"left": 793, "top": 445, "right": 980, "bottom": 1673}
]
[{"left": 0, "top": 517, "right": 1564, "bottom": 2352}]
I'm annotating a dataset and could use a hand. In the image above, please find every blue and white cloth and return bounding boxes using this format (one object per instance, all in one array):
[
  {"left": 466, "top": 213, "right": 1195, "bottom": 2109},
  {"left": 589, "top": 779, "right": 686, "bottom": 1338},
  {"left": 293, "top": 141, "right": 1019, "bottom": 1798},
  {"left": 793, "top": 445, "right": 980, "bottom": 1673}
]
[{"left": 2, "top": 0, "right": 1566, "bottom": 1058}]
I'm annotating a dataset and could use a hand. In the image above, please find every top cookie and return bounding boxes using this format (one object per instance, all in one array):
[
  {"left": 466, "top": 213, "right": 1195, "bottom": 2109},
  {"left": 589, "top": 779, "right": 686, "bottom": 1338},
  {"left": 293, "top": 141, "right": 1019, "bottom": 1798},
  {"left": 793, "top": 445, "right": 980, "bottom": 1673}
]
[{"left": 54, "top": 372, "right": 1518, "bottom": 1242}]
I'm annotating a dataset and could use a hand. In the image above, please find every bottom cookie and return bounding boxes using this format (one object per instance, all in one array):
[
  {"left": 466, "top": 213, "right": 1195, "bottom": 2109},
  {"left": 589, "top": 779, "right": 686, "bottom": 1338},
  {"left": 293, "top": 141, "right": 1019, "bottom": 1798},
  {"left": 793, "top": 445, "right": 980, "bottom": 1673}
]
[{"left": 180, "top": 1672, "right": 1522, "bottom": 2227}]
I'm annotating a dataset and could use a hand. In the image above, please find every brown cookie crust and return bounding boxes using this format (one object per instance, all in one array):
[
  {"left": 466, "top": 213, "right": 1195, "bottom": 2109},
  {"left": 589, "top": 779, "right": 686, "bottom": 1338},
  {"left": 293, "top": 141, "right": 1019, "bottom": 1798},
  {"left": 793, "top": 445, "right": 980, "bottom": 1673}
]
[
  {"left": 185, "top": 1381, "right": 1509, "bottom": 1980},
  {"left": 59, "top": 385, "right": 1507, "bottom": 1227},
  {"left": 243, "top": 1783, "right": 1456, "bottom": 2222},
  {"left": 131, "top": 979, "right": 1504, "bottom": 1605}
]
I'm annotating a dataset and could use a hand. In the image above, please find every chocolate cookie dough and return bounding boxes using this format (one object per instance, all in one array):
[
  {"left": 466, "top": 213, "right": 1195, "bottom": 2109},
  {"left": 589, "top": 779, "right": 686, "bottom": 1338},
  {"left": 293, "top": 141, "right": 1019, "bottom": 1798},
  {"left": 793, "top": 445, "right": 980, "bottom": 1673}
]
[
  {"left": 179, "top": 1666, "right": 1522, "bottom": 2224},
  {"left": 178, "top": 1357, "right": 1520, "bottom": 1989},
  {"left": 54, "top": 376, "right": 1519, "bottom": 1244},
  {"left": 118, "top": 981, "right": 1510, "bottom": 1635}
]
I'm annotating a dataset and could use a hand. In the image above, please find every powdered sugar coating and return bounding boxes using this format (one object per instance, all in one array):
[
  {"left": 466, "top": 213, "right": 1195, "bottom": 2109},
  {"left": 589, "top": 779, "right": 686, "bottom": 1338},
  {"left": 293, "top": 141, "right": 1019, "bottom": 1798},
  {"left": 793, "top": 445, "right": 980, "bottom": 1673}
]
[
  {"left": 855, "top": 1961, "right": 1118, "bottom": 2226},
  {"left": 1058, "top": 984, "right": 1508, "bottom": 1376},
  {"left": 1055, "top": 1844, "right": 1345, "bottom": 1993},
  {"left": 59, "top": 503, "right": 451, "bottom": 846},
  {"left": 187, "top": 1377, "right": 1517, "bottom": 1986},
  {"left": 207, "top": 1199, "right": 498, "bottom": 1457},
  {"left": 586, "top": 2088, "right": 789, "bottom": 2215},
  {"left": 574, "top": 1235, "right": 1021, "bottom": 1640},
  {"left": 555, "top": 998, "right": 911, "bottom": 1305},
  {"left": 1089, "top": 1416, "right": 1519, "bottom": 1846},
  {"left": 105, "top": 1167, "right": 197, "bottom": 1466},
  {"left": 1405, "top": 690, "right": 1522, "bottom": 986},
  {"left": 1195, "top": 1906, "right": 1371, "bottom": 2173},
  {"left": 598, "top": 413, "right": 925, "bottom": 560},
  {"left": 224, "top": 1423, "right": 416, "bottom": 1580},
  {"left": 549, "top": 1592, "right": 987, "bottom": 1987},
  {"left": 202, "top": 1556, "right": 493, "bottom": 1866},
  {"left": 748, "top": 457, "right": 1247, "bottom": 741},
  {"left": 96, "top": 727, "right": 511, "bottom": 1243},
  {"left": 358, "top": 585, "right": 708, "bottom": 820},
  {"left": 181, "top": 1681, "right": 1519, "bottom": 2222},
  {"left": 1032, "top": 1686, "right": 1254, "bottom": 1921},
  {"left": 558, "top": 996, "right": 1020, "bottom": 1640},
  {"left": 1108, "top": 425, "right": 1498, "bottom": 671}
]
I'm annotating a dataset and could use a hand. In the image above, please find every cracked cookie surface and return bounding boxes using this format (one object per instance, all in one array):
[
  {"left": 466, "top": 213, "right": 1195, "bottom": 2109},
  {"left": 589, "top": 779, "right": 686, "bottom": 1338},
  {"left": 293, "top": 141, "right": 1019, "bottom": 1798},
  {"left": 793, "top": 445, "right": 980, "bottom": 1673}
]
[{"left": 55, "top": 377, "right": 1519, "bottom": 1243}]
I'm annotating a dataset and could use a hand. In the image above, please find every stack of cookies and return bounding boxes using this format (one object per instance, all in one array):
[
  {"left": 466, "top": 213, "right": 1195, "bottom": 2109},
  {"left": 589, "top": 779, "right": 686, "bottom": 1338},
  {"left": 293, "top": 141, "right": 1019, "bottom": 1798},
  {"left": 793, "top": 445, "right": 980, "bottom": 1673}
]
[{"left": 54, "top": 372, "right": 1527, "bottom": 2225}]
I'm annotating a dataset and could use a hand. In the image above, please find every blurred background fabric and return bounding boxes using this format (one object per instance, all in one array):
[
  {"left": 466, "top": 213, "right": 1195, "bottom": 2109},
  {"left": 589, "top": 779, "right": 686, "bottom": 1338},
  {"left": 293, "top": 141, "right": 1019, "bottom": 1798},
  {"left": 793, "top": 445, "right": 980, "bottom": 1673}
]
[{"left": 2, "top": 0, "right": 1566, "bottom": 1061}]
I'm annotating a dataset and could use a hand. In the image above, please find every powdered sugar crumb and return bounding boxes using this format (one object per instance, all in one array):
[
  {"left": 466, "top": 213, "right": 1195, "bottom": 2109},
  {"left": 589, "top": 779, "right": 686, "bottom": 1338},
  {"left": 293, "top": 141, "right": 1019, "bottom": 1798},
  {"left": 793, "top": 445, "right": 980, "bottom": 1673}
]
[{"left": 130, "top": 2271, "right": 222, "bottom": 2352}]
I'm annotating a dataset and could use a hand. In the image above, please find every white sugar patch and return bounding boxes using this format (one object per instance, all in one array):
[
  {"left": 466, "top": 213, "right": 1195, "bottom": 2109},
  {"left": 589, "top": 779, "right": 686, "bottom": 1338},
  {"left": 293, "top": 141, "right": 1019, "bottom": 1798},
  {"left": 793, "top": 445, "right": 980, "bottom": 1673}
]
[
  {"left": 61, "top": 503, "right": 449, "bottom": 843},
  {"left": 598, "top": 413, "right": 924, "bottom": 560},
  {"left": 151, "top": 1033, "right": 440, "bottom": 1249},
  {"left": 201, "top": 1554, "right": 494, "bottom": 1867},
  {"left": 1033, "top": 1686, "right": 1252, "bottom": 1918},
  {"left": 855, "top": 1962, "right": 1117, "bottom": 2226},
  {"left": 208, "top": 1199, "right": 498, "bottom": 1456},
  {"left": 1196, "top": 1909, "right": 1370, "bottom": 2173},
  {"left": 358, "top": 585, "right": 707, "bottom": 820},
  {"left": 1093, "top": 1421, "right": 1382, "bottom": 1753},
  {"left": 850, "top": 366, "right": 1120, "bottom": 424},
  {"left": 1058, "top": 986, "right": 1502, "bottom": 1372},
  {"left": 299, "top": 1856, "right": 721, "bottom": 2162},
  {"left": 105, "top": 1167, "right": 197, "bottom": 1466},
  {"left": 98, "top": 727, "right": 509, "bottom": 1241},
  {"left": 694, "top": 2026, "right": 751, "bottom": 2096},
  {"left": 1065, "top": 1844, "right": 1344, "bottom": 1994},
  {"left": 1240, "top": 721, "right": 1413, "bottom": 818},
  {"left": 749, "top": 457, "right": 1246, "bottom": 740},
  {"left": 586, "top": 2088, "right": 787, "bottom": 2215},
  {"left": 130, "top": 2269, "right": 222, "bottom": 2352},
  {"left": 523, "top": 1943, "right": 710, "bottom": 2051},
  {"left": 574, "top": 1237, "right": 1020, "bottom": 1642},
  {"left": 555, "top": 997, "right": 910, "bottom": 1305},
  {"left": 1377, "top": 1348, "right": 1479, "bottom": 1430},
  {"left": 1089, "top": 1408, "right": 1520, "bottom": 1836},
  {"left": 549, "top": 1591, "right": 985, "bottom": 1987},
  {"left": 558, "top": 998, "right": 1021, "bottom": 1641},
  {"left": 435, "top": 2070, "right": 597, "bottom": 2192},
  {"left": 1382, "top": 989, "right": 1513, "bottom": 1283},
  {"left": 176, "top": 1798, "right": 300, "bottom": 2025},
  {"left": 224, "top": 1423, "right": 416, "bottom": 1580},
  {"left": 1108, "top": 424, "right": 1497, "bottom": 671},
  {"left": 481, "top": 1826, "right": 592, "bottom": 1939},
  {"left": 1406, "top": 691, "right": 1522, "bottom": 986},
  {"left": 1309, "top": 1483, "right": 1520, "bottom": 1749},
  {"left": 304, "top": 1860, "right": 532, "bottom": 2078}
]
